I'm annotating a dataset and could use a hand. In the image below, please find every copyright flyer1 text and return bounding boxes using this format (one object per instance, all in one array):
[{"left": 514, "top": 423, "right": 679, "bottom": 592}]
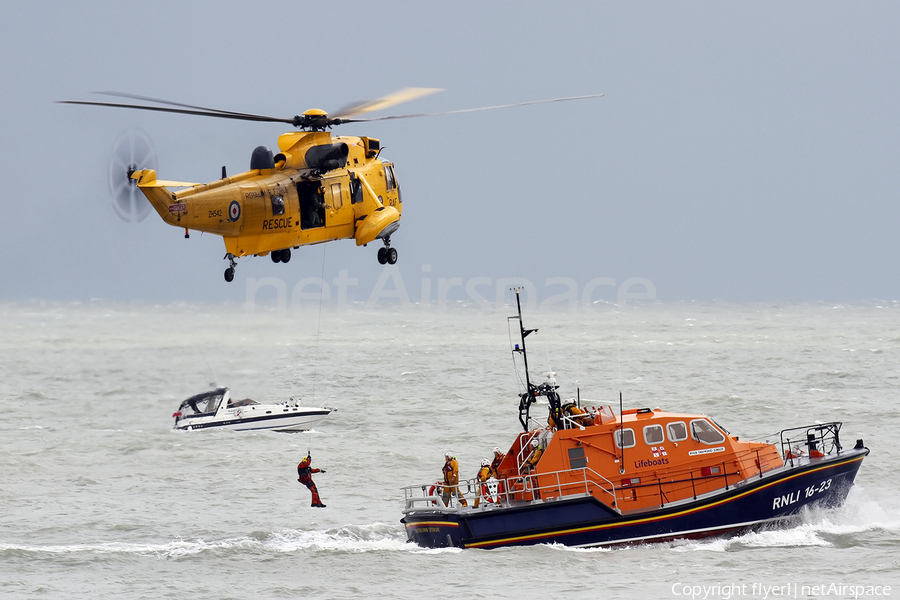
[{"left": 670, "top": 582, "right": 891, "bottom": 599}]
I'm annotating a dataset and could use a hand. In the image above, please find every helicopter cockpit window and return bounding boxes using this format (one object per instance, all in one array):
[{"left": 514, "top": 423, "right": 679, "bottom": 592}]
[
  {"left": 384, "top": 166, "right": 396, "bottom": 191},
  {"left": 350, "top": 176, "right": 362, "bottom": 204},
  {"left": 271, "top": 195, "right": 284, "bottom": 216}
]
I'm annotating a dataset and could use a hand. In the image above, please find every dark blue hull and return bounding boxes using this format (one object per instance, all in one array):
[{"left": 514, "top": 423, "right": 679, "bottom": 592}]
[{"left": 402, "top": 449, "right": 867, "bottom": 549}]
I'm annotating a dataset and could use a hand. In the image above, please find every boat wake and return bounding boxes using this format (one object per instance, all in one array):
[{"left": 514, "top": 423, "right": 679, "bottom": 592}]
[
  {"left": 526, "top": 487, "right": 899, "bottom": 555},
  {"left": 665, "top": 487, "right": 900, "bottom": 553},
  {"left": 259, "top": 523, "right": 410, "bottom": 554},
  {"left": 0, "top": 524, "right": 415, "bottom": 561}
]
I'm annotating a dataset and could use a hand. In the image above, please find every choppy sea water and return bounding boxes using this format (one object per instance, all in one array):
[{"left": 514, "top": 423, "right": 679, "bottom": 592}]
[{"left": 1, "top": 301, "right": 898, "bottom": 599}]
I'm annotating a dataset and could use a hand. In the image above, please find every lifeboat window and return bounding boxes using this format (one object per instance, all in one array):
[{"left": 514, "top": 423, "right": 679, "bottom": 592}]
[
  {"left": 643, "top": 424, "right": 664, "bottom": 445},
  {"left": 667, "top": 421, "right": 688, "bottom": 442},
  {"left": 615, "top": 428, "right": 636, "bottom": 449},
  {"left": 690, "top": 419, "right": 726, "bottom": 445},
  {"left": 567, "top": 447, "right": 587, "bottom": 469}
]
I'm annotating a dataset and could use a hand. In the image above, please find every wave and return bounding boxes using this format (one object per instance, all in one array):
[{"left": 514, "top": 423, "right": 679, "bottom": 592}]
[
  {"left": 665, "top": 487, "right": 900, "bottom": 553},
  {"left": 527, "top": 487, "right": 900, "bottom": 555},
  {"left": 0, "top": 523, "right": 418, "bottom": 561}
]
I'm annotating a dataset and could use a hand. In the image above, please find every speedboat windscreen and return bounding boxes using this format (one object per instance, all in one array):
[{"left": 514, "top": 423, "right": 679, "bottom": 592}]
[{"left": 178, "top": 389, "right": 226, "bottom": 415}]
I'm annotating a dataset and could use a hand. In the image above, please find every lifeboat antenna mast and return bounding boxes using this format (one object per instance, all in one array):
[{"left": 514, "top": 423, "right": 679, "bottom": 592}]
[{"left": 510, "top": 288, "right": 562, "bottom": 431}]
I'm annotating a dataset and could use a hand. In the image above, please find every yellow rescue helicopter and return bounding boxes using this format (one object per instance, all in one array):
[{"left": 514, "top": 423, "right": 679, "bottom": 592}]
[{"left": 61, "top": 89, "right": 603, "bottom": 282}]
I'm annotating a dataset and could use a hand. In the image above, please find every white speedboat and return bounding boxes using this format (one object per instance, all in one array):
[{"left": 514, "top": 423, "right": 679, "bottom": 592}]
[{"left": 172, "top": 387, "right": 333, "bottom": 432}]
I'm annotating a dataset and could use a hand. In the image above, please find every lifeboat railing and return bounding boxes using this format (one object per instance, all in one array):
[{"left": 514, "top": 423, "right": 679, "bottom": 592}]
[
  {"left": 403, "top": 444, "right": 775, "bottom": 512},
  {"left": 778, "top": 421, "right": 842, "bottom": 467},
  {"left": 614, "top": 465, "right": 744, "bottom": 509},
  {"left": 492, "top": 467, "right": 619, "bottom": 508},
  {"left": 515, "top": 429, "right": 555, "bottom": 472},
  {"left": 402, "top": 466, "right": 620, "bottom": 512},
  {"left": 403, "top": 434, "right": 833, "bottom": 512}
]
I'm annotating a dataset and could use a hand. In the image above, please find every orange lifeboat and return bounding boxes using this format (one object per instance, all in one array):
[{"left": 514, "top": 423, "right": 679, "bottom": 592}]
[{"left": 401, "top": 291, "right": 869, "bottom": 549}]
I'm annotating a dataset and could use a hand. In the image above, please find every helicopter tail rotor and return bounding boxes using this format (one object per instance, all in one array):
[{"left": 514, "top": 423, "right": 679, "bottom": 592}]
[{"left": 109, "top": 129, "right": 158, "bottom": 223}]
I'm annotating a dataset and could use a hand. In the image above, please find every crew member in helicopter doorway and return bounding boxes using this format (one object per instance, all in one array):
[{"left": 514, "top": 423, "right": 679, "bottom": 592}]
[{"left": 297, "top": 453, "right": 326, "bottom": 508}]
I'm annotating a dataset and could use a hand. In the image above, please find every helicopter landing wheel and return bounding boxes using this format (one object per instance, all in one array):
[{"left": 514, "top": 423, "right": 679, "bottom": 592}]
[
  {"left": 281, "top": 248, "right": 291, "bottom": 264},
  {"left": 223, "top": 253, "right": 237, "bottom": 283},
  {"left": 271, "top": 251, "right": 282, "bottom": 263},
  {"left": 386, "top": 247, "right": 398, "bottom": 264},
  {"left": 377, "top": 247, "right": 388, "bottom": 265}
]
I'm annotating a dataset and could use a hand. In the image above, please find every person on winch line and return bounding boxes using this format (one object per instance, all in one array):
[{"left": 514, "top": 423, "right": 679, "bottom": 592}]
[{"left": 297, "top": 453, "right": 326, "bottom": 508}]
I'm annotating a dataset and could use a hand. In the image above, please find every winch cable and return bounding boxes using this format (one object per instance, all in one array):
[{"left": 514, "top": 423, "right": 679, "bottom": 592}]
[
  {"left": 199, "top": 349, "right": 216, "bottom": 388},
  {"left": 303, "top": 244, "right": 328, "bottom": 460},
  {"left": 310, "top": 243, "right": 328, "bottom": 402}
]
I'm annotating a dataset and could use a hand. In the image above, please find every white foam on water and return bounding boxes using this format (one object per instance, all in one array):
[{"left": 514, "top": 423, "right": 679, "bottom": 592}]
[
  {"left": 263, "top": 523, "right": 409, "bottom": 553},
  {"left": 0, "top": 523, "right": 413, "bottom": 560}
]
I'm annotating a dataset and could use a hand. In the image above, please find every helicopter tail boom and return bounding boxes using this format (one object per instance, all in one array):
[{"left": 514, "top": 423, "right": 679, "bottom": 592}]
[{"left": 131, "top": 169, "right": 191, "bottom": 226}]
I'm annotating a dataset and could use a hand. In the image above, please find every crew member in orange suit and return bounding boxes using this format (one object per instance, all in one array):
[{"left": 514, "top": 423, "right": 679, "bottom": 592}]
[
  {"left": 489, "top": 446, "right": 506, "bottom": 500},
  {"left": 474, "top": 459, "right": 493, "bottom": 508},
  {"left": 441, "top": 452, "right": 467, "bottom": 507},
  {"left": 489, "top": 447, "right": 505, "bottom": 479},
  {"left": 297, "top": 453, "right": 326, "bottom": 508}
]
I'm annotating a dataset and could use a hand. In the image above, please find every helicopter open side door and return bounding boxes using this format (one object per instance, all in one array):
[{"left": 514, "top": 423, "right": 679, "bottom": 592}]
[{"left": 297, "top": 181, "right": 326, "bottom": 230}]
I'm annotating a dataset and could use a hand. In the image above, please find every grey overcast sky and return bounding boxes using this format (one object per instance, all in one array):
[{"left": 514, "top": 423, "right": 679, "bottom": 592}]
[{"left": 1, "top": 1, "right": 898, "bottom": 304}]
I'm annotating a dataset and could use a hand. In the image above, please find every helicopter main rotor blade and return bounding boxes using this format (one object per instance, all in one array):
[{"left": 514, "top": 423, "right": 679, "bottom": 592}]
[
  {"left": 60, "top": 91, "right": 604, "bottom": 129},
  {"left": 331, "top": 87, "right": 444, "bottom": 121},
  {"left": 69, "top": 89, "right": 443, "bottom": 126},
  {"left": 57, "top": 99, "right": 297, "bottom": 125},
  {"left": 93, "top": 91, "right": 274, "bottom": 120},
  {"left": 338, "top": 93, "right": 605, "bottom": 123}
]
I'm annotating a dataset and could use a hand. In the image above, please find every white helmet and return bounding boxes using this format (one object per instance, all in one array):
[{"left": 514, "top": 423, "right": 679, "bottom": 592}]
[
  {"left": 531, "top": 439, "right": 539, "bottom": 448},
  {"left": 493, "top": 447, "right": 502, "bottom": 455},
  {"left": 481, "top": 458, "right": 489, "bottom": 467},
  {"left": 445, "top": 452, "right": 452, "bottom": 459}
]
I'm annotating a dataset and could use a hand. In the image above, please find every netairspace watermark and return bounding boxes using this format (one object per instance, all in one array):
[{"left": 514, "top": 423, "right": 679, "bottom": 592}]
[
  {"left": 670, "top": 581, "right": 892, "bottom": 600},
  {"left": 244, "top": 265, "right": 656, "bottom": 312}
]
